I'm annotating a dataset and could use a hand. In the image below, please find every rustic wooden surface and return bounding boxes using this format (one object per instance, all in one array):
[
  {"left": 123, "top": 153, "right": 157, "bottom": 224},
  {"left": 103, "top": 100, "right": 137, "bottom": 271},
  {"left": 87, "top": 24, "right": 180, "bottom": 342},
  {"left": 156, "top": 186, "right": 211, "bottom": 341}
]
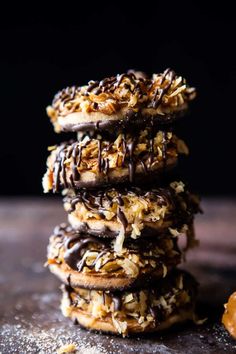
[{"left": 0, "top": 198, "right": 236, "bottom": 353}]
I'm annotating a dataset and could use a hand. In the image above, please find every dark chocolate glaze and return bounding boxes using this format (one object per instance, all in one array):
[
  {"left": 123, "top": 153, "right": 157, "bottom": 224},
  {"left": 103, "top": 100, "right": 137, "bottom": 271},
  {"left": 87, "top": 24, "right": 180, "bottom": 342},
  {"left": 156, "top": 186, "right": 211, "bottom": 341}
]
[
  {"left": 60, "top": 109, "right": 187, "bottom": 134},
  {"left": 151, "top": 68, "right": 175, "bottom": 109}
]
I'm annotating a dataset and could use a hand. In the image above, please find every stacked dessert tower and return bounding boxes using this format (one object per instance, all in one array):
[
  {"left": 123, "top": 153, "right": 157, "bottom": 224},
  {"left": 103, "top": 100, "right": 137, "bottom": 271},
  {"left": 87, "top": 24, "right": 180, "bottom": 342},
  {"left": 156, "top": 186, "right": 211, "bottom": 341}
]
[{"left": 43, "top": 68, "right": 200, "bottom": 336}]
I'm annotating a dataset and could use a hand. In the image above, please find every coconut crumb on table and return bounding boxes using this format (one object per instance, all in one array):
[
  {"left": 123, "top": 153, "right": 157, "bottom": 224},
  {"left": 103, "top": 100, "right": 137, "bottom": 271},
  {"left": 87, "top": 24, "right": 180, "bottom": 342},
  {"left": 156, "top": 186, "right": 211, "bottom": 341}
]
[
  {"left": 56, "top": 343, "right": 108, "bottom": 354},
  {"left": 57, "top": 343, "right": 77, "bottom": 353}
]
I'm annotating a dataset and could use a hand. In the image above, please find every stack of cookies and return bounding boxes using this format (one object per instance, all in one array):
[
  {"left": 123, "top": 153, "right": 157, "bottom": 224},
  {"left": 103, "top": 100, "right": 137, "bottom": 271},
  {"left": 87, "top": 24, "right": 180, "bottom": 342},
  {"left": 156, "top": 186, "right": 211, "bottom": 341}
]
[{"left": 43, "top": 68, "right": 200, "bottom": 336}]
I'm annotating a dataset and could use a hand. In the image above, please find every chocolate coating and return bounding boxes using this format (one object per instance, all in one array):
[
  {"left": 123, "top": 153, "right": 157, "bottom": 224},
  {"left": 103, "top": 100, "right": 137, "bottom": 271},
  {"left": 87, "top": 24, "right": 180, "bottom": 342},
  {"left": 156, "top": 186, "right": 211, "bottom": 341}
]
[{"left": 61, "top": 109, "right": 187, "bottom": 134}]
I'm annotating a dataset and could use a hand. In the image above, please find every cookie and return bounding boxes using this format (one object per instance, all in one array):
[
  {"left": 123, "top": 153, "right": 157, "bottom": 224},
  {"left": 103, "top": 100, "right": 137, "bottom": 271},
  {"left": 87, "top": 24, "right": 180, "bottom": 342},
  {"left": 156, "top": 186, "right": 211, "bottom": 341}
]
[
  {"left": 47, "top": 224, "right": 181, "bottom": 290},
  {"left": 63, "top": 182, "right": 199, "bottom": 240},
  {"left": 42, "top": 130, "right": 188, "bottom": 191},
  {"left": 60, "top": 270, "right": 197, "bottom": 336},
  {"left": 47, "top": 69, "right": 196, "bottom": 133}
]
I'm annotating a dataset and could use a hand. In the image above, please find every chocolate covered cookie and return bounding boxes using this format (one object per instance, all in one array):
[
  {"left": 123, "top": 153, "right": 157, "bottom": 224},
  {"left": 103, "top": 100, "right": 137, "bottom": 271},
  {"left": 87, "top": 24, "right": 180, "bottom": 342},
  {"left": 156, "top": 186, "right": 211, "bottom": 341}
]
[
  {"left": 47, "top": 224, "right": 181, "bottom": 290},
  {"left": 63, "top": 182, "right": 199, "bottom": 241},
  {"left": 43, "top": 130, "right": 188, "bottom": 191},
  {"left": 60, "top": 270, "right": 197, "bottom": 336},
  {"left": 47, "top": 69, "right": 196, "bottom": 133}
]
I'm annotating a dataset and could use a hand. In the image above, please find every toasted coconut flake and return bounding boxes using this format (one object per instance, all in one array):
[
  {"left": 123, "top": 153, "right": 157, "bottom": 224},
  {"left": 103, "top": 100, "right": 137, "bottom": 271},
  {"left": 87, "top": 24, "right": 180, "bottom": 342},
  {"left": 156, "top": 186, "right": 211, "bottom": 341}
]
[
  {"left": 124, "top": 294, "right": 134, "bottom": 304},
  {"left": 170, "top": 181, "right": 185, "bottom": 194},
  {"left": 131, "top": 222, "right": 142, "bottom": 238},
  {"left": 112, "top": 315, "right": 128, "bottom": 335},
  {"left": 117, "top": 258, "right": 139, "bottom": 278},
  {"left": 159, "top": 296, "right": 168, "bottom": 310},
  {"left": 169, "top": 84, "right": 186, "bottom": 97},
  {"left": 162, "top": 264, "right": 168, "bottom": 278},
  {"left": 177, "top": 139, "right": 189, "bottom": 155},
  {"left": 168, "top": 227, "right": 181, "bottom": 237},
  {"left": 114, "top": 228, "right": 125, "bottom": 254},
  {"left": 139, "top": 291, "right": 148, "bottom": 316},
  {"left": 193, "top": 315, "right": 208, "bottom": 325},
  {"left": 178, "top": 274, "right": 184, "bottom": 289},
  {"left": 42, "top": 171, "right": 52, "bottom": 193},
  {"left": 146, "top": 314, "right": 154, "bottom": 322},
  {"left": 47, "top": 145, "right": 57, "bottom": 151}
]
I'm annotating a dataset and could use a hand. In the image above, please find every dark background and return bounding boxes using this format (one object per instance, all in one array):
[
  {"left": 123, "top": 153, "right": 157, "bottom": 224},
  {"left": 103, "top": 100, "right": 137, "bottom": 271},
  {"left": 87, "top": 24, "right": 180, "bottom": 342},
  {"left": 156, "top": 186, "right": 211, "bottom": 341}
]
[{"left": 0, "top": 3, "right": 235, "bottom": 196}]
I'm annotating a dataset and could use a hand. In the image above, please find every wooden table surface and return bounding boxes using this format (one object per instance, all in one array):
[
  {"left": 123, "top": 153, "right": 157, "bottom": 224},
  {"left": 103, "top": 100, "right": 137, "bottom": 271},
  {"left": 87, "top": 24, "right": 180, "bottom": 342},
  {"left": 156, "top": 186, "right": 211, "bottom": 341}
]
[{"left": 0, "top": 198, "right": 236, "bottom": 353}]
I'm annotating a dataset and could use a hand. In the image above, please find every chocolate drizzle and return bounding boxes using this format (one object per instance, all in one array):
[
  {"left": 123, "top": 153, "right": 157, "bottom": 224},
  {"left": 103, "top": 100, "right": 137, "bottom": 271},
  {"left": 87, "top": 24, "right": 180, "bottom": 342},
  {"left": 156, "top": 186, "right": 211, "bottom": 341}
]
[
  {"left": 152, "top": 68, "right": 175, "bottom": 109},
  {"left": 126, "top": 138, "right": 136, "bottom": 183},
  {"left": 64, "top": 234, "right": 108, "bottom": 271},
  {"left": 162, "top": 131, "right": 167, "bottom": 171},
  {"left": 117, "top": 207, "right": 128, "bottom": 230},
  {"left": 112, "top": 295, "right": 122, "bottom": 311}
]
